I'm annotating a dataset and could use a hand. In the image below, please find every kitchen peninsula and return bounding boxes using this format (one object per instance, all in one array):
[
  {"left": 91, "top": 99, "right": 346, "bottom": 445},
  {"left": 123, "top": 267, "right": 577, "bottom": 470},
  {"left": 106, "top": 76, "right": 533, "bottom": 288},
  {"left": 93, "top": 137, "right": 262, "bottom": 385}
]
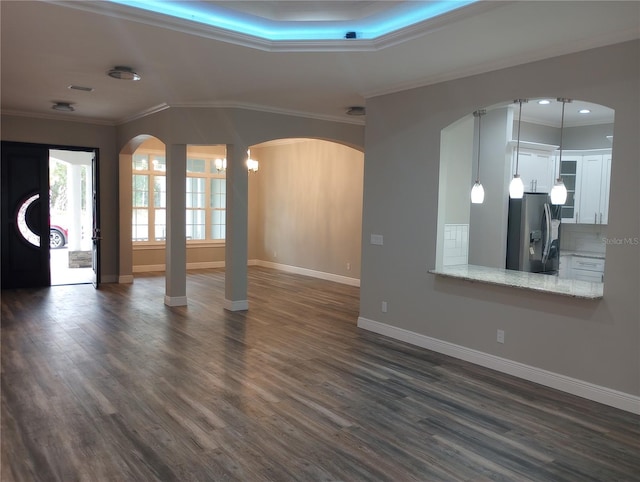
[{"left": 430, "top": 264, "right": 604, "bottom": 299}]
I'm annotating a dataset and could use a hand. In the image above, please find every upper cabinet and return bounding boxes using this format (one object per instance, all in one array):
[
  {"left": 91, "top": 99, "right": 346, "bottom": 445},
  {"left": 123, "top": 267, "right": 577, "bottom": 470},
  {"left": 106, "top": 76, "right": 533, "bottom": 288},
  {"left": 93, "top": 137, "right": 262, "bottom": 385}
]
[
  {"left": 558, "top": 150, "right": 612, "bottom": 224},
  {"left": 558, "top": 155, "right": 580, "bottom": 222},
  {"left": 510, "top": 142, "right": 557, "bottom": 195},
  {"left": 576, "top": 153, "right": 611, "bottom": 224}
]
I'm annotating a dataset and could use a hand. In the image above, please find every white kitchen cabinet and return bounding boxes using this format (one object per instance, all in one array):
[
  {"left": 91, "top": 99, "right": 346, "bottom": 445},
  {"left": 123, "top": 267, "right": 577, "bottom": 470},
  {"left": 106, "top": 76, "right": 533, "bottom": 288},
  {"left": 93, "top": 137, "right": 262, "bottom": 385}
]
[
  {"left": 512, "top": 144, "right": 556, "bottom": 194},
  {"left": 558, "top": 254, "right": 571, "bottom": 279},
  {"left": 570, "top": 256, "right": 605, "bottom": 283},
  {"left": 555, "top": 150, "right": 611, "bottom": 224},
  {"left": 576, "top": 154, "right": 611, "bottom": 224},
  {"left": 557, "top": 155, "right": 580, "bottom": 223}
]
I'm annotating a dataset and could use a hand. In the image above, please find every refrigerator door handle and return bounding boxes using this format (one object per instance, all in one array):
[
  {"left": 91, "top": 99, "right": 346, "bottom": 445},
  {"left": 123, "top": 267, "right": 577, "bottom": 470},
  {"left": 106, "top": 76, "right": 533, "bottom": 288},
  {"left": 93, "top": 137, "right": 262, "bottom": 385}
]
[{"left": 542, "top": 203, "right": 552, "bottom": 265}]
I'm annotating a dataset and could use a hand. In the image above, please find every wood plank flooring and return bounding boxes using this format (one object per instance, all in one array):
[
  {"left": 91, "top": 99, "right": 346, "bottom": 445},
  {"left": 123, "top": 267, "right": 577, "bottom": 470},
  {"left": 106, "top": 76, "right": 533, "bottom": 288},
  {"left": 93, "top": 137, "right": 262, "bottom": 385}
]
[{"left": 2, "top": 267, "right": 639, "bottom": 481}]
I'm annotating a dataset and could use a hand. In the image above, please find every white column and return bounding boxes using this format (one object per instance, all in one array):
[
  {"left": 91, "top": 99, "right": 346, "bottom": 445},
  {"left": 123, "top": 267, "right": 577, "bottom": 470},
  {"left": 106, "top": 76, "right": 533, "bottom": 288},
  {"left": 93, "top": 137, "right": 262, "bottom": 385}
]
[
  {"left": 165, "top": 144, "right": 187, "bottom": 306},
  {"left": 224, "top": 143, "right": 249, "bottom": 311},
  {"left": 118, "top": 153, "right": 134, "bottom": 283},
  {"left": 67, "top": 163, "right": 83, "bottom": 251}
]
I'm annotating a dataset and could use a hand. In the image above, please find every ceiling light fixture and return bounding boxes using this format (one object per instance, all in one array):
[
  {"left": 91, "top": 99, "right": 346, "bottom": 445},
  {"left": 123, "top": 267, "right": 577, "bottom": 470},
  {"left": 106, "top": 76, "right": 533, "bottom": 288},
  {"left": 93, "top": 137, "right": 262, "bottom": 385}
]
[
  {"left": 470, "top": 109, "right": 486, "bottom": 204},
  {"left": 346, "top": 106, "right": 366, "bottom": 116},
  {"left": 509, "top": 99, "right": 528, "bottom": 199},
  {"left": 52, "top": 102, "right": 75, "bottom": 112},
  {"left": 579, "top": 108, "right": 591, "bottom": 114},
  {"left": 107, "top": 66, "right": 141, "bottom": 81},
  {"left": 538, "top": 99, "right": 551, "bottom": 105},
  {"left": 550, "top": 98, "right": 570, "bottom": 205}
]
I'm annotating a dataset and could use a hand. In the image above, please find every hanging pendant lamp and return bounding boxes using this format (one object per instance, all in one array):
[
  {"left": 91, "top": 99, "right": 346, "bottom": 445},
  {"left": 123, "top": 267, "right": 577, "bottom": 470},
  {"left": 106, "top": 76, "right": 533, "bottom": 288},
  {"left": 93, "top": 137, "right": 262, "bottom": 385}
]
[
  {"left": 470, "top": 109, "right": 486, "bottom": 204},
  {"left": 550, "top": 98, "right": 570, "bottom": 205},
  {"left": 509, "top": 99, "right": 528, "bottom": 199}
]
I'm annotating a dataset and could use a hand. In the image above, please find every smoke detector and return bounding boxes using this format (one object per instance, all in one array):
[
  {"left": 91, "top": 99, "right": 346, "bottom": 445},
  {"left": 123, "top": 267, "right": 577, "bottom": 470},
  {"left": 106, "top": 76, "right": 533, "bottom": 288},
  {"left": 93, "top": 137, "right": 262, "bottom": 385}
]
[{"left": 107, "top": 66, "right": 141, "bottom": 81}]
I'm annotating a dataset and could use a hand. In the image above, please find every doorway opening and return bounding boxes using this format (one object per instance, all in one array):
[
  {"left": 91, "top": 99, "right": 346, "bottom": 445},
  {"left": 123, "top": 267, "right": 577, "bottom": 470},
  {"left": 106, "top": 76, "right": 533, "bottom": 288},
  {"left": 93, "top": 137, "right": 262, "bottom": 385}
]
[{"left": 49, "top": 149, "right": 95, "bottom": 285}]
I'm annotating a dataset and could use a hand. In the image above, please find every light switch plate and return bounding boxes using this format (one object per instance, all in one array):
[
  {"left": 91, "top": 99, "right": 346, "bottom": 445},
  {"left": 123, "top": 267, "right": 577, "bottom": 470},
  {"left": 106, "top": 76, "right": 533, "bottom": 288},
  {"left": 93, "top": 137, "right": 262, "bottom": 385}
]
[{"left": 370, "top": 234, "right": 384, "bottom": 245}]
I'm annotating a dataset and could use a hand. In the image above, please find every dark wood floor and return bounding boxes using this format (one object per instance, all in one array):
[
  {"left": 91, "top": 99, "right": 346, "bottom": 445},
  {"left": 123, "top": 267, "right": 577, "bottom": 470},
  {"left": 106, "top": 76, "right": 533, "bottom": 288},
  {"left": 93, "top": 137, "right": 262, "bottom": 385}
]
[{"left": 2, "top": 267, "right": 639, "bottom": 481}]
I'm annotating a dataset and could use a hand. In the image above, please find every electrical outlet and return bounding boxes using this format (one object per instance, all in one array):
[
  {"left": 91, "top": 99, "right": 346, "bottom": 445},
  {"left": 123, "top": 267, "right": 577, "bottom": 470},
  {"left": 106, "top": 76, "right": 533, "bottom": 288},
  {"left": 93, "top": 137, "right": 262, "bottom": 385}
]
[
  {"left": 347, "top": 262, "right": 351, "bottom": 271},
  {"left": 381, "top": 301, "right": 388, "bottom": 313},
  {"left": 497, "top": 329, "right": 505, "bottom": 344}
]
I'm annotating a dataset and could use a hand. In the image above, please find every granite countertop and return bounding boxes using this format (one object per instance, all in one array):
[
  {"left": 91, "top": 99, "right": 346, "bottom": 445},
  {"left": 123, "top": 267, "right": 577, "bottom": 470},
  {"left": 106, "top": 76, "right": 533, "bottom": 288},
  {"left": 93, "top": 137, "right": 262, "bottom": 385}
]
[
  {"left": 561, "top": 250, "right": 606, "bottom": 260},
  {"left": 429, "top": 264, "right": 603, "bottom": 299}
]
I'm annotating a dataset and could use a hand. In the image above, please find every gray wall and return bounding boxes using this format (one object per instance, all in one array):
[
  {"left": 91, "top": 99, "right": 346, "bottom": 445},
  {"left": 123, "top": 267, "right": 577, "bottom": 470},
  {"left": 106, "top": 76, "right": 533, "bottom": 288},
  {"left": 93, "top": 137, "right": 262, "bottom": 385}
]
[
  {"left": 360, "top": 40, "right": 639, "bottom": 397},
  {"left": 564, "top": 123, "right": 614, "bottom": 150},
  {"left": 441, "top": 115, "right": 473, "bottom": 225},
  {"left": 518, "top": 121, "right": 615, "bottom": 150},
  {"left": 519, "top": 121, "right": 560, "bottom": 146},
  {"left": 468, "top": 107, "right": 512, "bottom": 268}
]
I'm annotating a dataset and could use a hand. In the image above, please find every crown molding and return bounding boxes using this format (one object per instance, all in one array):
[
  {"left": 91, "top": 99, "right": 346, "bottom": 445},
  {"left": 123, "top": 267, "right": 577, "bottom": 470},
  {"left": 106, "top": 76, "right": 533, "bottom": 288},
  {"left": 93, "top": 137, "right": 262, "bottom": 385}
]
[
  {"left": 45, "top": 0, "right": 495, "bottom": 53},
  {"left": 119, "top": 101, "right": 366, "bottom": 126},
  {"left": 117, "top": 103, "right": 170, "bottom": 124},
  {"left": 1, "top": 109, "right": 116, "bottom": 126}
]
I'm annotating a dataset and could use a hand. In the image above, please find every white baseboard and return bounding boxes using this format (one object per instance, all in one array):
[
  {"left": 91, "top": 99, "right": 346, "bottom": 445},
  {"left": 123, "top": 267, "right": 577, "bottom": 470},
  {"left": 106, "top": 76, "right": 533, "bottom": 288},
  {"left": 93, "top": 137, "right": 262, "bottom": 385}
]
[
  {"left": 118, "top": 275, "right": 134, "bottom": 284},
  {"left": 133, "top": 264, "right": 165, "bottom": 273},
  {"left": 189, "top": 261, "right": 225, "bottom": 269},
  {"left": 256, "top": 260, "right": 360, "bottom": 287},
  {"left": 133, "top": 261, "right": 226, "bottom": 273},
  {"left": 357, "top": 317, "right": 640, "bottom": 415},
  {"left": 224, "top": 299, "right": 249, "bottom": 311},
  {"left": 131, "top": 259, "right": 359, "bottom": 286},
  {"left": 164, "top": 295, "right": 188, "bottom": 307}
]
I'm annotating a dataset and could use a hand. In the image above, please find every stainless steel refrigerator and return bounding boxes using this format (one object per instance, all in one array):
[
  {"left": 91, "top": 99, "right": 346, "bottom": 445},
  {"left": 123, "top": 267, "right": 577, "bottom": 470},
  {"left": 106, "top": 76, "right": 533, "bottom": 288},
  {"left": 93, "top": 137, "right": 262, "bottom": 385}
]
[{"left": 506, "top": 193, "right": 560, "bottom": 274}]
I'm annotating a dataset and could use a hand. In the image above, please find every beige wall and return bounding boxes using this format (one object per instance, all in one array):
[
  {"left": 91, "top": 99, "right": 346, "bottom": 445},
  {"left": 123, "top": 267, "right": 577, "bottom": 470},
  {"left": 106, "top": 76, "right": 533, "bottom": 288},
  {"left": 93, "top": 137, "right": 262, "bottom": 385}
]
[
  {"left": 253, "top": 139, "right": 364, "bottom": 279},
  {"left": 360, "top": 40, "right": 640, "bottom": 400},
  {"left": 118, "top": 108, "right": 364, "bottom": 280},
  {"left": 128, "top": 136, "right": 363, "bottom": 278}
]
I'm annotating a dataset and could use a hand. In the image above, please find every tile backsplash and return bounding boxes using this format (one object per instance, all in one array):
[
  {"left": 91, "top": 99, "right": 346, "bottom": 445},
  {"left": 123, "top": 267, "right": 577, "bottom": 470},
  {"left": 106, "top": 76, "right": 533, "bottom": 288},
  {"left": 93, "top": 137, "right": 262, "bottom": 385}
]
[
  {"left": 443, "top": 224, "right": 469, "bottom": 266},
  {"left": 560, "top": 223, "right": 607, "bottom": 254}
]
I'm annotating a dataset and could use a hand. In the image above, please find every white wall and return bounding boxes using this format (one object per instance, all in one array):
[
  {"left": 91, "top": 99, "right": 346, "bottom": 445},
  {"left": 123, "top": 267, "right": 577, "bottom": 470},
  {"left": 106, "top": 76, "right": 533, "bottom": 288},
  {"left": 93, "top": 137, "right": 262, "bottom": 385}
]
[{"left": 359, "top": 41, "right": 640, "bottom": 406}]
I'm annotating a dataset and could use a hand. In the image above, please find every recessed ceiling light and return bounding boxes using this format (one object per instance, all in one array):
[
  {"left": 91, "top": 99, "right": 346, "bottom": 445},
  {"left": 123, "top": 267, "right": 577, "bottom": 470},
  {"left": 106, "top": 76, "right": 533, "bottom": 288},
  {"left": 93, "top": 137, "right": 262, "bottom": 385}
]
[
  {"left": 579, "top": 109, "right": 591, "bottom": 114},
  {"left": 107, "top": 66, "right": 141, "bottom": 81},
  {"left": 538, "top": 100, "right": 551, "bottom": 105},
  {"left": 52, "top": 102, "right": 75, "bottom": 112}
]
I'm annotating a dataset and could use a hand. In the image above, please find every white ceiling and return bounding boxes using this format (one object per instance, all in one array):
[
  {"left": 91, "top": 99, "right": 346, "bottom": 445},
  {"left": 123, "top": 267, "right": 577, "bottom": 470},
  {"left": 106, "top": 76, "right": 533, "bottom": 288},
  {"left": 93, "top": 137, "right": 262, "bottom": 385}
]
[{"left": 1, "top": 1, "right": 637, "bottom": 126}]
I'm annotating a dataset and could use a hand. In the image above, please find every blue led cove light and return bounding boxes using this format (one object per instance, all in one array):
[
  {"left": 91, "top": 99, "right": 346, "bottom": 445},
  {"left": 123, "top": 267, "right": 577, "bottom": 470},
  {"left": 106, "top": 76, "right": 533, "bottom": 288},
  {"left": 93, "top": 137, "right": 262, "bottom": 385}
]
[{"left": 107, "top": 0, "right": 478, "bottom": 41}]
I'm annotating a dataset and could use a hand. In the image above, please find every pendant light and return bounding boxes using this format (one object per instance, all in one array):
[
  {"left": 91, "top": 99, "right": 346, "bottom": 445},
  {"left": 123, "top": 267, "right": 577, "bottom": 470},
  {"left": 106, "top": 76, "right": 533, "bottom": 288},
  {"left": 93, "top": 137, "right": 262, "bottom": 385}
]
[
  {"left": 470, "top": 109, "right": 486, "bottom": 204},
  {"left": 550, "top": 98, "right": 570, "bottom": 205},
  {"left": 509, "top": 98, "right": 528, "bottom": 199}
]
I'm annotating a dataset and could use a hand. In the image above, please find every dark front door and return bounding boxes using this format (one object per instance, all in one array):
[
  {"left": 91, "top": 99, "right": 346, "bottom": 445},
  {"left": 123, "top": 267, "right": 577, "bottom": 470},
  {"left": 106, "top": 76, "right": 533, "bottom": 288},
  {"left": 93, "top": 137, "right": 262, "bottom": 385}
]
[
  {"left": 91, "top": 151, "right": 100, "bottom": 288},
  {"left": 1, "top": 142, "right": 51, "bottom": 288}
]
